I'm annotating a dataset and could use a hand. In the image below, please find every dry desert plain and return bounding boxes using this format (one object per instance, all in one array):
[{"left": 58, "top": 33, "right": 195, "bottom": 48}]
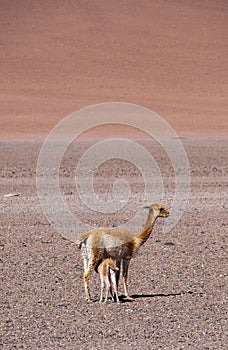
[{"left": 0, "top": 1, "right": 228, "bottom": 349}]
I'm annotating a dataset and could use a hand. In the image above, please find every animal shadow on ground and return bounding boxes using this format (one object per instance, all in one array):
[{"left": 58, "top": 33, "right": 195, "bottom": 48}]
[
  {"left": 95, "top": 291, "right": 203, "bottom": 303},
  {"left": 117, "top": 290, "right": 201, "bottom": 303}
]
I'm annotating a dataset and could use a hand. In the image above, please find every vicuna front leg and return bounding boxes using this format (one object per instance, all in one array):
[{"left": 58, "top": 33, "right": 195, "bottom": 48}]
[{"left": 122, "top": 259, "right": 133, "bottom": 300}]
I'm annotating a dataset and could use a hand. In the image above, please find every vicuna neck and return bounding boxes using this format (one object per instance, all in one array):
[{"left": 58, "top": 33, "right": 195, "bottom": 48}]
[{"left": 135, "top": 210, "right": 158, "bottom": 247}]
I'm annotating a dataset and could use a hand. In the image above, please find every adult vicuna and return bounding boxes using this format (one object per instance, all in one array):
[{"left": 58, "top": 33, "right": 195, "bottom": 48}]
[{"left": 76, "top": 203, "right": 169, "bottom": 302}]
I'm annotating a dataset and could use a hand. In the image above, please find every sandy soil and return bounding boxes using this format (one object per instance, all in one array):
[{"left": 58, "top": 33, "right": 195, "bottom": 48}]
[
  {"left": 0, "top": 1, "right": 228, "bottom": 349},
  {"left": 1, "top": 139, "right": 227, "bottom": 349}
]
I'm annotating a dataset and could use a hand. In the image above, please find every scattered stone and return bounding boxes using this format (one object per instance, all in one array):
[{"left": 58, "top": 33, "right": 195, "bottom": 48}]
[{"left": 4, "top": 193, "right": 20, "bottom": 198}]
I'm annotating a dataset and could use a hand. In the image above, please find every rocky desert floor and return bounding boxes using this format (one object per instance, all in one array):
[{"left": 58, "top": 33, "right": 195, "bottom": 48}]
[{"left": 0, "top": 138, "right": 227, "bottom": 349}]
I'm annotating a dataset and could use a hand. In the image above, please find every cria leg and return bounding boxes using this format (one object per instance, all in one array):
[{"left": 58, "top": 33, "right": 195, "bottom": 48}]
[
  {"left": 99, "top": 274, "right": 105, "bottom": 303},
  {"left": 109, "top": 260, "right": 120, "bottom": 300},
  {"left": 110, "top": 269, "right": 119, "bottom": 303},
  {"left": 115, "top": 260, "right": 121, "bottom": 288},
  {"left": 122, "top": 259, "right": 134, "bottom": 300},
  {"left": 104, "top": 275, "right": 111, "bottom": 303}
]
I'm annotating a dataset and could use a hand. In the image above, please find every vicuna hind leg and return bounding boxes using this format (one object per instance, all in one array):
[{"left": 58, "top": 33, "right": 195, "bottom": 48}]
[{"left": 84, "top": 253, "right": 101, "bottom": 302}]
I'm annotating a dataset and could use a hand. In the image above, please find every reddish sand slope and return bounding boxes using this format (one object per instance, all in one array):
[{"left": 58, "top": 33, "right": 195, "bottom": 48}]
[{"left": 0, "top": 0, "right": 227, "bottom": 140}]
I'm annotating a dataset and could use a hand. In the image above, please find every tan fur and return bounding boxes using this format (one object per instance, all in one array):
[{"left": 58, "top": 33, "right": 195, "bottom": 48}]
[
  {"left": 97, "top": 258, "right": 119, "bottom": 303},
  {"left": 76, "top": 203, "right": 169, "bottom": 302}
]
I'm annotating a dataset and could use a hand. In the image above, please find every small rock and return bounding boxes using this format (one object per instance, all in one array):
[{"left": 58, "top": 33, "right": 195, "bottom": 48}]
[
  {"left": 4, "top": 193, "right": 20, "bottom": 198},
  {"left": 164, "top": 241, "right": 175, "bottom": 246}
]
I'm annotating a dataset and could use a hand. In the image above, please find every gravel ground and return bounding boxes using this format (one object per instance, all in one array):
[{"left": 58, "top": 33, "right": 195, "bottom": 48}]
[{"left": 0, "top": 139, "right": 227, "bottom": 349}]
